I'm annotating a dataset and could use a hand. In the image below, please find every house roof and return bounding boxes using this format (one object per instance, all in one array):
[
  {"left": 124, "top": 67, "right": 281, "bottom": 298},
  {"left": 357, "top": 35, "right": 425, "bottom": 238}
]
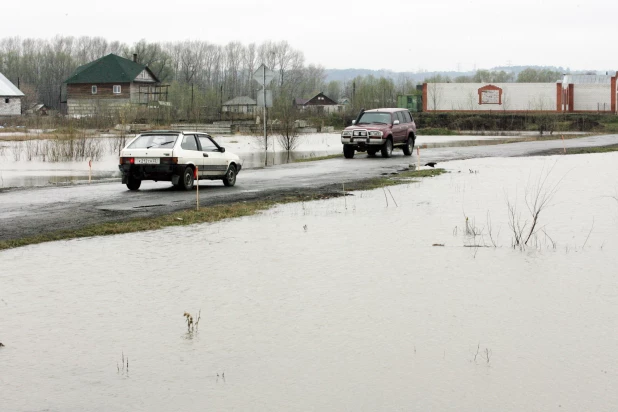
[
  {"left": 0, "top": 72, "right": 24, "bottom": 97},
  {"left": 294, "top": 98, "right": 310, "bottom": 105},
  {"left": 223, "top": 96, "right": 257, "bottom": 106},
  {"left": 65, "top": 53, "right": 159, "bottom": 84}
]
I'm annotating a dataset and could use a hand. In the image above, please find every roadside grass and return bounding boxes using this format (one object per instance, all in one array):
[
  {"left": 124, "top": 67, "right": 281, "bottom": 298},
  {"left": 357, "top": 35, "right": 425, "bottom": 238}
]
[
  {"left": 533, "top": 145, "right": 618, "bottom": 156},
  {"left": 294, "top": 153, "right": 342, "bottom": 162},
  {"left": 0, "top": 168, "right": 445, "bottom": 251}
]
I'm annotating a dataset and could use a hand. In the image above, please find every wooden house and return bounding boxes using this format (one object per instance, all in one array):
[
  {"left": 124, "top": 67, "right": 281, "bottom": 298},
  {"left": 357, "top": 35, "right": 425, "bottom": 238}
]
[
  {"left": 293, "top": 92, "right": 342, "bottom": 114},
  {"left": 0, "top": 72, "right": 24, "bottom": 116},
  {"left": 222, "top": 96, "right": 257, "bottom": 114},
  {"left": 64, "top": 53, "right": 167, "bottom": 117}
]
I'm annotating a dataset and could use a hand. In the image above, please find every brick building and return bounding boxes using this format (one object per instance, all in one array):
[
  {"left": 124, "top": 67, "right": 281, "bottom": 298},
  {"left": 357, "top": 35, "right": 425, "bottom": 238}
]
[{"left": 0, "top": 72, "right": 24, "bottom": 116}]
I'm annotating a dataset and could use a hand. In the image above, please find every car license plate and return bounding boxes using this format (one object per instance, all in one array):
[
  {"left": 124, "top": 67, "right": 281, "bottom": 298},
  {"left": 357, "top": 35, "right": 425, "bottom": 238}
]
[{"left": 135, "top": 158, "right": 160, "bottom": 164}]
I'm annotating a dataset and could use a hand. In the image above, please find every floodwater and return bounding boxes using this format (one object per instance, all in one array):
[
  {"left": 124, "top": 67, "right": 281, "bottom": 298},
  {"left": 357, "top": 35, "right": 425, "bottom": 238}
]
[
  {"left": 0, "top": 133, "right": 543, "bottom": 188},
  {"left": 2, "top": 153, "right": 618, "bottom": 411}
]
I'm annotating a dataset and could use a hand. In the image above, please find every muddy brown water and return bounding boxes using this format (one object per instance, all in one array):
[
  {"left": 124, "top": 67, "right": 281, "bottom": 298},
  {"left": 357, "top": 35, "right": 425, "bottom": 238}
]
[{"left": 1, "top": 154, "right": 618, "bottom": 411}]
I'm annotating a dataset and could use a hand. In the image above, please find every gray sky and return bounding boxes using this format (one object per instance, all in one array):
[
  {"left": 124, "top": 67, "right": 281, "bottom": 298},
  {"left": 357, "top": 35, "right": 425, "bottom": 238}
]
[{"left": 2, "top": 0, "right": 616, "bottom": 73}]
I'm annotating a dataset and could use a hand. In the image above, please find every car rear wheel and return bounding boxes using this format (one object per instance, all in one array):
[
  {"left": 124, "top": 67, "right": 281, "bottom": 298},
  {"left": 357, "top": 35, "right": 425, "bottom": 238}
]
[
  {"left": 381, "top": 139, "right": 393, "bottom": 158},
  {"left": 403, "top": 136, "right": 413, "bottom": 156},
  {"left": 180, "top": 166, "right": 194, "bottom": 190},
  {"left": 343, "top": 145, "right": 355, "bottom": 159},
  {"left": 222, "top": 164, "right": 237, "bottom": 187},
  {"left": 126, "top": 177, "right": 141, "bottom": 191},
  {"left": 367, "top": 148, "right": 378, "bottom": 157}
]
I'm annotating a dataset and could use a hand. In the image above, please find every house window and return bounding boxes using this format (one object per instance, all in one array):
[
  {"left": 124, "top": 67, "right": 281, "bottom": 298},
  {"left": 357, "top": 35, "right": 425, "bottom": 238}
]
[
  {"left": 113, "top": 85, "right": 121, "bottom": 94},
  {"left": 4, "top": 98, "right": 9, "bottom": 104},
  {"left": 91, "top": 85, "right": 97, "bottom": 94}
]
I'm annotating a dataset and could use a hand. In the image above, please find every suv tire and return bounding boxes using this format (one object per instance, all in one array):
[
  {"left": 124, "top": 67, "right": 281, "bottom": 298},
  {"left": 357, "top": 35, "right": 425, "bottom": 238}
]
[
  {"left": 222, "top": 164, "right": 237, "bottom": 187},
  {"left": 403, "top": 136, "right": 414, "bottom": 156},
  {"left": 381, "top": 139, "right": 393, "bottom": 158},
  {"left": 367, "top": 148, "right": 378, "bottom": 157},
  {"left": 343, "top": 145, "right": 355, "bottom": 159},
  {"left": 180, "top": 166, "right": 195, "bottom": 190}
]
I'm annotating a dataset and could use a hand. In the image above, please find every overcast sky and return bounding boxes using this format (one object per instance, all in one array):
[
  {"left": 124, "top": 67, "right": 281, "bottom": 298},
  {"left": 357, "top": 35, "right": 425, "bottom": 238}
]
[{"left": 2, "top": 0, "right": 616, "bottom": 73}]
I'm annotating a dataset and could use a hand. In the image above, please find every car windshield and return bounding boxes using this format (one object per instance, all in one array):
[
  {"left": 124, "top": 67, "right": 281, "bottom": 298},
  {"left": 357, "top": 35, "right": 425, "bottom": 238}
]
[
  {"left": 357, "top": 112, "right": 392, "bottom": 125},
  {"left": 127, "top": 134, "right": 178, "bottom": 149}
]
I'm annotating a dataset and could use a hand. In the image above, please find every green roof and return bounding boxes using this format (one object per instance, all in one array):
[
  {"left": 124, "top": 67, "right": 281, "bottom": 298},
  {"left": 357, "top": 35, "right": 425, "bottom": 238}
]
[{"left": 64, "top": 53, "right": 159, "bottom": 84}]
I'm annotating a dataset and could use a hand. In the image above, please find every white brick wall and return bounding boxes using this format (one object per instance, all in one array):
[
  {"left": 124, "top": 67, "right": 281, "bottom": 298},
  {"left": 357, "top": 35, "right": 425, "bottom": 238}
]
[
  {"left": 0, "top": 97, "right": 22, "bottom": 116},
  {"left": 573, "top": 84, "right": 611, "bottom": 111},
  {"left": 426, "top": 83, "right": 557, "bottom": 111}
]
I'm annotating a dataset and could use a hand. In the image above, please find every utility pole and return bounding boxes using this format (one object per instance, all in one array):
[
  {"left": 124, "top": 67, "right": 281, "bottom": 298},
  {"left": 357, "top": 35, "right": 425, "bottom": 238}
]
[
  {"left": 263, "top": 68, "right": 267, "bottom": 166},
  {"left": 253, "top": 64, "right": 274, "bottom": 167},
  {"left": 191, "top": 83, "right": 194, "bottom": 121}
]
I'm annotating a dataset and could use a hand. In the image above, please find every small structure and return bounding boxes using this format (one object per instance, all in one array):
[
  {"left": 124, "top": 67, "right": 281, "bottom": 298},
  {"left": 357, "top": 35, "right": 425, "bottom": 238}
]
[
  {"left": 25, "top": 103, "right": 50, "bottom": 116},
  {"left": 0, "top": 72, "right": 24, "bottom": 116},
  {"left": 294, "top": 92, "right": 342, "bottom": 114},
  {"left": 64, "top": 53, "right": 167, "bottom": 117},
  {"left": 338, "top": 97, "right": 351, "bottom": 105},
  {"left": 221, "top": 96, "right": 257, "bottom": 114}
]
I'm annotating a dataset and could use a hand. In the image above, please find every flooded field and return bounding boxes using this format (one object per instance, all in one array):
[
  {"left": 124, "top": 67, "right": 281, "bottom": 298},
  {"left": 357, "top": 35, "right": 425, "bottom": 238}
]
[
  {"left": 1, "top": 153, "right": 618, "bottom": 411},
  {"left": 0, "top": 133, "right": 540, "bottom": 188}
]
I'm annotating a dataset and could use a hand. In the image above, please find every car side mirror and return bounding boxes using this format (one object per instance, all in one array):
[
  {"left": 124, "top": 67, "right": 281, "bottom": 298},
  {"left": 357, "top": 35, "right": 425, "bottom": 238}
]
[
  {"left": 351, "top": 120, "right": 356, "bottom": 125},
  {"left": 393, "top": 120, "right": 400, "bottom": 125},
  {"left": 219, "top": 147, "right": 226, "bottom": 153}
]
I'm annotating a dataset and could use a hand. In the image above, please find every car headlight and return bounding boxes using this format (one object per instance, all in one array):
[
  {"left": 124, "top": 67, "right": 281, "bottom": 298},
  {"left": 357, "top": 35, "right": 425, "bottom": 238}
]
[
  {"left": 341, "top": 131, "right": 352, "bottom": 137},
  {"left": 368, "top": 131, "right": 383, "bottom": 137}
]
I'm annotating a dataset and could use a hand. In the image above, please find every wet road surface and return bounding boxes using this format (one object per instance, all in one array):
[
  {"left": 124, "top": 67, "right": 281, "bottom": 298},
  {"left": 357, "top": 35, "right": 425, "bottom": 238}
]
[{"left": 1, "top": 133, "right": 617, "bottom": 241}]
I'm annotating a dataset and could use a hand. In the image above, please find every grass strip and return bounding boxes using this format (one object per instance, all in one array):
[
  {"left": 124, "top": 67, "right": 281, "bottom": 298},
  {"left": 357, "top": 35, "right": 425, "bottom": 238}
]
[
  {"left": 294, "top": 154, "right": 342, "bottom": 162},
  {"left": 0, "top": 168, "right": 445, "bottom": 251},
  {"left": 530, "top": 144, "right": 618, "bottom": 156}
]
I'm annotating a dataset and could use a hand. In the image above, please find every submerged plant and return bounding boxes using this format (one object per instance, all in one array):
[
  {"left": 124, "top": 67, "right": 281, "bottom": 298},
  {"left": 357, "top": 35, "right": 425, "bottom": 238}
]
[
  {"left": 117, "top": 351, "right": 129, "bottom": 376},
  {"left": 184, "top": 310, "right": 201, "bottom": 333},
  {"left": 506, "top": 163, "right": 564, "bottom": 250}
]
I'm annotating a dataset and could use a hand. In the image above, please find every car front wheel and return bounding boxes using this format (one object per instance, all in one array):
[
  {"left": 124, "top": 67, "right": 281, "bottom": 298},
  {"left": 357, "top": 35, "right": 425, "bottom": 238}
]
[
  {"left": 222, "top": 164, "right": 237, "bottom": 187},
  {"left": 343, "top": 145, "right": 355, "bottom": 159},
  {"left": 381, "top": 139, "right": 393, "bottom": 158},
  {"left": 180, "top": 166, "right": 194, "bottom": 190}
]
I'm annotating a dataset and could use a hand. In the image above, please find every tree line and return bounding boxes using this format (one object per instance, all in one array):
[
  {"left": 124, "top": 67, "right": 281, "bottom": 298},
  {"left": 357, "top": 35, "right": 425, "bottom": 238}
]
[
  {"left": 424, "top": 68, "right": 565, "bottom": 84},
  {"left": 0, "top": 35, "right": 572, "bottom": 122},
  {"left": 0, "top": 36, "right": 422, "bottom": 120}
]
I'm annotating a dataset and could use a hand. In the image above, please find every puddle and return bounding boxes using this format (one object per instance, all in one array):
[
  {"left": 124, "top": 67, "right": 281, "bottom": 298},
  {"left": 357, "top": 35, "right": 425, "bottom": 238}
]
[{"left": 1, "top": 153, "right": 618, "bottom": 411}]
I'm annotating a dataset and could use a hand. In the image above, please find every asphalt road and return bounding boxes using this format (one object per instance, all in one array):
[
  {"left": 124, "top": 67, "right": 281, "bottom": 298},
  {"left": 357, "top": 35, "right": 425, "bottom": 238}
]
[{"left": 1, "top": 134, "right": 617, "bottom": 242}]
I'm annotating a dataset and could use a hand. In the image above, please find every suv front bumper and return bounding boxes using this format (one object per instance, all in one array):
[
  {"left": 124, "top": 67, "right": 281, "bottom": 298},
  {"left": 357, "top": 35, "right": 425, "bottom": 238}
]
[{"left": 341, "top": 136, "right": 385, "bottom": 146}]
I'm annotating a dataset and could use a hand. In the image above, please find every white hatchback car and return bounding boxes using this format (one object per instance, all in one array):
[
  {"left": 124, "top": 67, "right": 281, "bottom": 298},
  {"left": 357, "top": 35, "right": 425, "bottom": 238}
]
[{"left": 119, "top": 131, "right": 242, "bottom": 191}]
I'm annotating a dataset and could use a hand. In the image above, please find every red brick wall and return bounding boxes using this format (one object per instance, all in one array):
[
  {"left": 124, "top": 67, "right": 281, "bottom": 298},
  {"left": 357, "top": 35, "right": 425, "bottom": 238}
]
[{"left": 610, "top": 73, "right": 618, "bottom": 113}]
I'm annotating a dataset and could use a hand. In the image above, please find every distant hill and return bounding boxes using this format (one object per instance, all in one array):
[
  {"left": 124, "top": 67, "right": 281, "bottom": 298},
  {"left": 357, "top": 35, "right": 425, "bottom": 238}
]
[{"left": 324, "top": 66, "right": 612, "bottom": 83}]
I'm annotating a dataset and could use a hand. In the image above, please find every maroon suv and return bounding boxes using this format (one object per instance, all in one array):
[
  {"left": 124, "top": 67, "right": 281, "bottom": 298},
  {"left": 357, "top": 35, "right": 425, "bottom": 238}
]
[{"left": 340, "top": 108, "right": 416, "bottom": 158}]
